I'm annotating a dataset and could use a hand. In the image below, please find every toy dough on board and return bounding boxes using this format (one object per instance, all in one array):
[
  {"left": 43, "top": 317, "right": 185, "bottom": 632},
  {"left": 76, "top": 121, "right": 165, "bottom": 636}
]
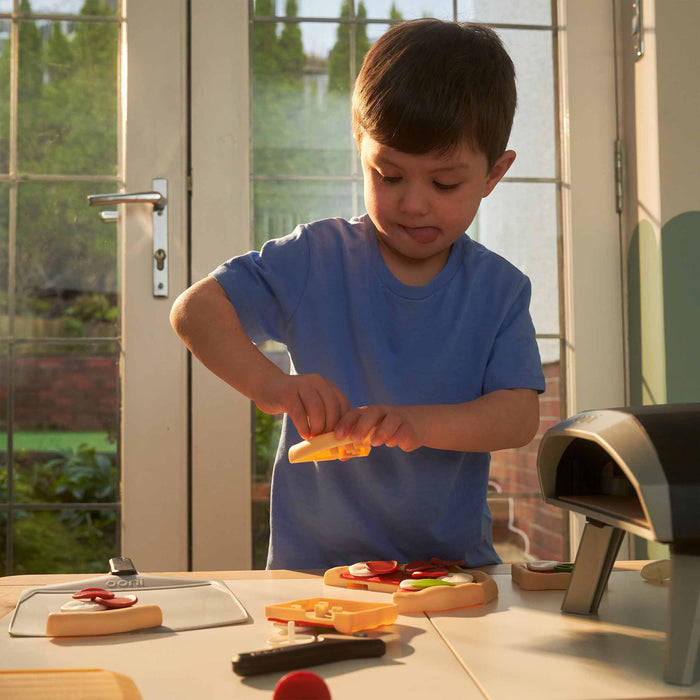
[
  {"left": 45, "top": 587, "right": 162, "bottom": 637},
  {"left": 288, "top": 431, "right": 371, "bottom": 463},
  {"left": 324, "top": 558, "right": 498, "bottom": 614}
]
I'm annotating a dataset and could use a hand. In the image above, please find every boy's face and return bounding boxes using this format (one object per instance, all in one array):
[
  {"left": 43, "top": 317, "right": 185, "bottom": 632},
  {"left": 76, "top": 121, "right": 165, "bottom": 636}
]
[{"left": 358, "top": 134, "right": 515, "bottom": 283}]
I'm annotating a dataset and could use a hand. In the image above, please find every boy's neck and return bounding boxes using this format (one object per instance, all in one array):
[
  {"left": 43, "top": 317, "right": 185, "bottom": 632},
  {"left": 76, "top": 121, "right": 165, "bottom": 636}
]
[{"left": 376, "top": 234, "right": 452, "bottom": 287}]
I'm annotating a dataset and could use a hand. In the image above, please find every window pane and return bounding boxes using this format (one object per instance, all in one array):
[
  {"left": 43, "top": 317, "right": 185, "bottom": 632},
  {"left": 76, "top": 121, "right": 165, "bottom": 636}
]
[
  {"left": 499, "top": 29, "right": 555, "bottom": 179},
  {"left": 490, "top": 339, "right": 566, "bottom": 563},
  {"left": 253, "top": 21, "right": 355, "bottom": 178},
  {"left": 254, "top": 179, "right": 357, "bottom": 248},
  {"left": 0, "top": 183, "right": 7, "bottom": 317},
  {"left": 11, "top": 508, "right": 118, "bottom": 575},
  {"left": 260, "top": 1, "right": 349, "bottom": 19},
  {"left": 0, "top": 19, "right": 9, "bottom": 171},
  {"left": 363, "top": 1, "right": 454, "bottom": 20},
  {"left": 0, "top": 343, "right": 7, "bottom": 512},
  {"left": 11, "top": 341, "right": 119, "bottom": 474},
  {"left": 16, "top": 181, "right": 118, "bottom": 337},
  {"left": 17, "top": 18, "right": 118, "bottom": 175},
  {"left": 0, "top": 3, "right": 11, "bottom": 12},
  {"left": 458, "top": 0, "right": 552, "bottom": 25},
  {"left": 489, "top": 494, "right": 567, "bottom": 563},
  {"left": 22, "top": 1, "right": 119, "bottom": 16},
  {"left": 476, "top": 182, "right": 559, "bottom": 336}
]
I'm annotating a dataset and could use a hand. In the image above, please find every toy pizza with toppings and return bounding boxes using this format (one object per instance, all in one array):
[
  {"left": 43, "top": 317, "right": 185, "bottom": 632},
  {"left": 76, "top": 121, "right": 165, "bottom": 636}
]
[
  {"left": 511, "top": 561, "right": 574, "bottom": 590},
  {"left": 324, "top": 557, "right": 498, "bottom": 614}
]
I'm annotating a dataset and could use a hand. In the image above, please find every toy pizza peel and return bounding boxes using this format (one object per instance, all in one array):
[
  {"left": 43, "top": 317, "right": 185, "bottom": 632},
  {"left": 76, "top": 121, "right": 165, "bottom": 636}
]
[{"left": 289, "top": 431, "right": 372, "bottom": 463}]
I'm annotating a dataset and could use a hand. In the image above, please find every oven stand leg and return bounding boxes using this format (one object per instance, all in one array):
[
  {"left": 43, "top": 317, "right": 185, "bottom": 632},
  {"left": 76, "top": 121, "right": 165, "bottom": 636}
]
[
  {"left": 560, "top": 518, "right": 624, "bottom": 615},
  {"left": 664, "top": 551, "right": 700, "bottom": 685}
]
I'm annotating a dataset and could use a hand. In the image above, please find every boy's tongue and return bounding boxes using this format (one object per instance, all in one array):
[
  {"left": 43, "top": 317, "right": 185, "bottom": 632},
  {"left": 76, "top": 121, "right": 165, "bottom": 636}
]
[{"left": 403, "top": 225, "right": 439, "bottom": 244}]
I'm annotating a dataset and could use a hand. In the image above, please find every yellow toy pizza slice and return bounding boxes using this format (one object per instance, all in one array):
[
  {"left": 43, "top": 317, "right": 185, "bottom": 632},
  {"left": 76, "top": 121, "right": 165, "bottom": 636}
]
[{"left": 288, "top": 431, "right": 371, "bottom": 463}]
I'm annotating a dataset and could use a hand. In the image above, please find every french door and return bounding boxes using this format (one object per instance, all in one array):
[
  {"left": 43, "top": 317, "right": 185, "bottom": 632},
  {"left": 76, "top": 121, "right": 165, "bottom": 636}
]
[
  {"left": 124, "top": 0, "right": 251, "bottom": 571},
  {"left": 0, "top": 0, "right": 251, "bottom": 575}
]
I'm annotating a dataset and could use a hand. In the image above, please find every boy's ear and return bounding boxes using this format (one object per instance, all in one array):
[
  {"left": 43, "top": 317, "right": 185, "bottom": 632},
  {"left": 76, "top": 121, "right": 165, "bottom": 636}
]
[{"left": 483, "top": 150, "right": 516, "bottom": 197}]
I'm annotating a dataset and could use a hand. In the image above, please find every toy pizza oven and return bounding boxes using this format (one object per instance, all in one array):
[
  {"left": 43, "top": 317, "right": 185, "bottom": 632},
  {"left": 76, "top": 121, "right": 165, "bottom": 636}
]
[{"left": 537, "top": 403, "right": 700, "bottom": 686}]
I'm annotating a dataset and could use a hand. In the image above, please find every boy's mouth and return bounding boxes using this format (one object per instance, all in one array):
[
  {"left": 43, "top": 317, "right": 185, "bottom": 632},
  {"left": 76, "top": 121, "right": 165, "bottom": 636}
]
[{"left": 400, "top": 225, "right": 440, "bottom": 244}]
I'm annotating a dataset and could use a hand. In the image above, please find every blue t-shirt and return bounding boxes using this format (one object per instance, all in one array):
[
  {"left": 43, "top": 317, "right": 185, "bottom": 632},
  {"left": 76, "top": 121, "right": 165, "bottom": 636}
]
[{"left": 212, "top": 215, "right": 545, "bottom": 569}]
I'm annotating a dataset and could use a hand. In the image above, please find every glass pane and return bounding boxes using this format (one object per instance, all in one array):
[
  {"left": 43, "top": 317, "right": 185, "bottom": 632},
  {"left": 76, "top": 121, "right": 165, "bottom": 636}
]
[
  {"left": 0, "top": 343, "right": 7, "bottom": 510},
  {"left": 252, "top": 404, "right": 281, "bottom": 569},
  {"left": 0, "top": 183, "right": 7, "bottom": 317},
  {"left": 363, "top": 0, "right": 454, "bottom": 20},
  {"left": 458, "top": 0, "right": 552, "bottom": 25},
  {"left": 24, "top": 1, "right": 119, "bottom": 16},
  {"left": 536, "top": 337, "right": 560, "bottom": 373},
  {"left": 0, "top": 19, "right": 9, "bottom": 172},
  {"left": 475, "top": 182, "right": 559, "bottom": 336},
  {"left": 0, "top": 3, "right": 11, "bottom": 12},
  {"left": 0, "top": 509, "right": 5, "bottom": 575},
  {"left": 254, "top": 179, "right": 358, "bottom": 248},
  {"left": 17, "top": 18, "right": 118, "bottom": 175},
  {"left": 499, "top": 29, "right": 555, "bottom": 179},
  {"left": 489, "top": 494, "right": 567, "bottom": 563},
  {"left": 260, "top": 1, "right": 349, "bottom": 18},
  {"left": 11, "top": 340, "right": 119, "bottom": 465},
  {"left": 490, "top": 342, "right": 566, "bottom": 563},
  {"left": 12, "top": 508, "right": 118, "bottom": 574},
  {"left": 15, "top": 181, "right": 118, "bottom": 337},
  {"left": 252, "top": 20, "right": 375, "bottom": 177}
]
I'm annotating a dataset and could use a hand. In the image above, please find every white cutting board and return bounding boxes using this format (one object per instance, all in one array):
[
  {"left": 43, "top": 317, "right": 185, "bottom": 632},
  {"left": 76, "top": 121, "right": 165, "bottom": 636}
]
[{"left": 9, "top": 572, "right": 249, "bottom": 636}]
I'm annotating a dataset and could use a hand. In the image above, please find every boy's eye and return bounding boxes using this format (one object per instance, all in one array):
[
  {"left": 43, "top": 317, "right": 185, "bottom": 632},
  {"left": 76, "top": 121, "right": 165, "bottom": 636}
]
[
  {"left": 434, "top": 181, "right": 460, "bottom": 192},
  {"left": 376, "top": 170, "right": 401, "bottom": 184}
]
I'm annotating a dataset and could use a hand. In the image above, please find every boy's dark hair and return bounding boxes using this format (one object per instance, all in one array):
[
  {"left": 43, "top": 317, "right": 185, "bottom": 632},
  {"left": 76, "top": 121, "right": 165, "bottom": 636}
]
[{"left": 352, "top": 19, "right": 516, "bottom": 169}]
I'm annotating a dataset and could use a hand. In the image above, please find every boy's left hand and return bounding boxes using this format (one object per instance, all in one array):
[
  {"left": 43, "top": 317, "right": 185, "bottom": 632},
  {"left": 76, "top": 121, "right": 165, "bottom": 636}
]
[{"left": 334, "top": 405, "right": 425, "bottom": 452}]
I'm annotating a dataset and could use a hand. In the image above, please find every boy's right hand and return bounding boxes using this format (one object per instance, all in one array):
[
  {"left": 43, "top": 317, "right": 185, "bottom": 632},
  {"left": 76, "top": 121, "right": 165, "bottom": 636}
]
[{"left": 255, "top": 373, "right": 350, "bottom": 440}]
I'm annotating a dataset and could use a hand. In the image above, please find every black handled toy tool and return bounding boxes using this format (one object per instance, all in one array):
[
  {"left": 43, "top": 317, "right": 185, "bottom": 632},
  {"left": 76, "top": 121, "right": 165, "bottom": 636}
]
[{"left": 232, "top": 635, "right": 386, "bottom": 676}]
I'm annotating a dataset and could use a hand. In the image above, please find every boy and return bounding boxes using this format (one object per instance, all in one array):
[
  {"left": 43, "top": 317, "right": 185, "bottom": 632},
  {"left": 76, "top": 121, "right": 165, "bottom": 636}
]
[{"left": 170, "top": 19, "right": 545, "bottom": 569}]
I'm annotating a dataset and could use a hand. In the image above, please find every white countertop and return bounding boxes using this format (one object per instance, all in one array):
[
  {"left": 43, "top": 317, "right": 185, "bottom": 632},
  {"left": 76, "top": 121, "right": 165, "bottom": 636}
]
[{"left": 1, "top": 568, "right": 698, "bottom": 699}]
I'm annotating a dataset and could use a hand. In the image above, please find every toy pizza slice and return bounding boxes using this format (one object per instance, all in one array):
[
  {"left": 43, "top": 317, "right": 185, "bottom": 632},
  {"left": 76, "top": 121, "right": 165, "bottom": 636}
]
[{"left": 288, "top": 431, "right": 371, "bottom": 463}]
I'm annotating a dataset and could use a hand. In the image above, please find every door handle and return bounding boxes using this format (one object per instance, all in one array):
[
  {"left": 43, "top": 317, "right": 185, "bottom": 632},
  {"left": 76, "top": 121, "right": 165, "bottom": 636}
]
[
  {"left": 99, "top": 211, "right": 119, "bottom": 223},
  {"left": 88, "top": 178, "right": 169, "bottom": 297}
]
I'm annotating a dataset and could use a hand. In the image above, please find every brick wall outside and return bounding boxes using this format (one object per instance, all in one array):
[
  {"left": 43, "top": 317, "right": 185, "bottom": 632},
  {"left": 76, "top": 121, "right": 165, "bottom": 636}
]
[
  {"left": 0, "top": 356, "right": 119, "bottom": 433},
  {"left": 489, "top": 361, "right": 567, "bottom": 562}
]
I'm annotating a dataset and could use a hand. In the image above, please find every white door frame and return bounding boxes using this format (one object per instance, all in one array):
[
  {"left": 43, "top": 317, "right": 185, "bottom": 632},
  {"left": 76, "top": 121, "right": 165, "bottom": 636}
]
[
  {"left": 190, "top": 1, "right": 252, "bottom": 570},
  {"left": 122, "top": 0, "right": 190, "bottom": 570},
  {"left": 557, "top": 0, "right": 626, "bottom": 553},
  {"left": 123, "top": 1, "right": 253, "bottom": 571}
]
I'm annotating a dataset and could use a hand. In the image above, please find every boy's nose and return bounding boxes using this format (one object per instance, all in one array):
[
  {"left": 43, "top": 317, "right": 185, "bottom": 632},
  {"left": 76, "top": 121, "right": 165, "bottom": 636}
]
[{"left": 398, "top": 184, "right": 430, "bottom": 216}]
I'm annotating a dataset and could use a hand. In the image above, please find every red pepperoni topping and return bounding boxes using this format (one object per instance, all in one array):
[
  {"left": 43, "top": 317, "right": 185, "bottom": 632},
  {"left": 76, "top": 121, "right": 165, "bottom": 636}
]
[
  {"left": 95, "top": 594, "right": 138, "bottom": 609},
  {"left": 411, "top": 568, "right": 448, "bottom": 579},
  {"left": 405, "top": 560, "right": 432, "bottom": 573},
  {"left": 366, "top": 560, "right": 398, "bottom": 574},
  {"left": 72, "top": 587, "right": 115, "bottom": 601}
]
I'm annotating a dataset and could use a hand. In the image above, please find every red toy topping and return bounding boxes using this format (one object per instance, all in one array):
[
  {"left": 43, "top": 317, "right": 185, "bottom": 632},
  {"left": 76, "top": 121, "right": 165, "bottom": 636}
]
[
  {"left": 429, "top": 557, "right": 465, "bottom": 568},
  {"left": 411, "top": 568, "right": 448, "bottom": 579},
  {"left": 72, "top": 587, "right": 115, "bottom": 601},
  {"left": 273, "top": 671, "right": 331, "bottom": 700},
  {"left": 95, "top": 594, "right": 138, "bottom": 609},
  {"left": 366, "top": 560, "right": 398, "bottom": 574}
]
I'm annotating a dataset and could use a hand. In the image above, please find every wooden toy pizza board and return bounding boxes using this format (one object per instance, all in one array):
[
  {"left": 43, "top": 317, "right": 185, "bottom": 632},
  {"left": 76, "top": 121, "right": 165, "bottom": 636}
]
[{"left": 9, "top": 572, "right": 249, "bottom": 637}]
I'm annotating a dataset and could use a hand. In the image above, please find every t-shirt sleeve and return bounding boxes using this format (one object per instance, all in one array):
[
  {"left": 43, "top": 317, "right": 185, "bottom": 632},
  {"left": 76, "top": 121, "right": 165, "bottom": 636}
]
[
  {"left": 209, "top": 225, "right": 310, "bottom": 345},
  {"left": 483, "top": 276, "right": 546, "bottom": 395}
]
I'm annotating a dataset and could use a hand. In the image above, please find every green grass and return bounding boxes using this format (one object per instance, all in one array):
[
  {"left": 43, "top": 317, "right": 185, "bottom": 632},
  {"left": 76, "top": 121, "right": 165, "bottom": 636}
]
[{"left": 0, "top": 431, "right": 117, "bottom": 453}]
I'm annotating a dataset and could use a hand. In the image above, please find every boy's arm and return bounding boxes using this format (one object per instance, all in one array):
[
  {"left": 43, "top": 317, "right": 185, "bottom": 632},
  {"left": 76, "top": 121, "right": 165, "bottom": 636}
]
[
  {"left": 334, "top": 388, "right": 540, "bottom": 454},
  {"left": 169, "top": 276, "right": 349, "bottom": 439}
]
